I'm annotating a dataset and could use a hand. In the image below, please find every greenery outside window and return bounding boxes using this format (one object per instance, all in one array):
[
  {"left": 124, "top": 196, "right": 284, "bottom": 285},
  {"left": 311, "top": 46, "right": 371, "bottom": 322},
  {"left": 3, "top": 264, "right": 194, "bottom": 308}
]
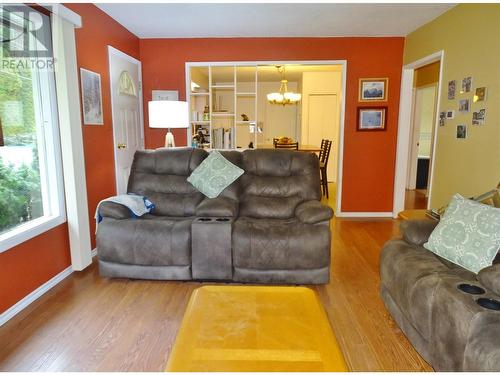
[{"left": 0, "top": 7, "right": 65, "bottom": 252}]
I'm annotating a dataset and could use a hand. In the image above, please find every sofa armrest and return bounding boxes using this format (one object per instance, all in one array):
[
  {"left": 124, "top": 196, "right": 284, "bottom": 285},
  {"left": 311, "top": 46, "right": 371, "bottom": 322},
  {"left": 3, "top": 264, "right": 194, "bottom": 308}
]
[
  {"left": 478, "top": 262, "right": 500, "bottom": 295},
  {"left": 400, "top": 219, "right": 439, "bottom": 246},
  {"left": 98, "top": 201, "right": 131, "bottom": 220},
  {"left": 196, "top": 197, "right": 238, "bottom": 217},
  {"left": 295, "top": 200, "right": 333, "bottom": 224}
]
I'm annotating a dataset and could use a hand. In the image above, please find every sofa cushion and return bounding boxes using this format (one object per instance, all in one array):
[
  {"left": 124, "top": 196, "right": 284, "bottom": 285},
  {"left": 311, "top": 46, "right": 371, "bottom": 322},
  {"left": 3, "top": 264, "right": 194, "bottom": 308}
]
[
  {"left": 187, "top": 150, "right": 243, "bottom": 199},
  {"left": 232, "top": 217, "right": 330, "bottom": 270},
  {"left": 97, "top": 216, "right": 192, "bottom": 267},
  {"left": 380, "top": 239, "right": 477, "bottom": 341},
  {"left": 239, "top": 149, "right": 321, "bottom": 219},
  {"left": 127, "top": 148, "right": 207, "bottom": 217},
  {"left": 424, "top": 194, "right": 500, "bottom": 273}
]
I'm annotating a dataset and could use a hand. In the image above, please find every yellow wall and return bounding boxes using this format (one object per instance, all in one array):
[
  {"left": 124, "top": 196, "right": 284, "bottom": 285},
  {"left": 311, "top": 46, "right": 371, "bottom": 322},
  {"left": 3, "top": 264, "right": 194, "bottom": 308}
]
[
  {"left": 414, "top": 61, "right": 440, "bottom": 88},
  {"left": 404, "top": 4, "right": 500, "bottom": 208}
]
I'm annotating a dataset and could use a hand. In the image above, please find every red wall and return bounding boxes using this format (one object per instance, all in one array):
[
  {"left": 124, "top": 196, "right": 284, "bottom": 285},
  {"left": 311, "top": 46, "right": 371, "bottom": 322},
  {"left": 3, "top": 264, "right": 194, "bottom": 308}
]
[
  {"left": 0, "top": 4, "right": 139, "bottom": 315},
  {"left": 66, "top": 4, "right": 140, "bottom": 247},
  {"left": 139, "top": 38, "right": 404, "bottom": 212}
]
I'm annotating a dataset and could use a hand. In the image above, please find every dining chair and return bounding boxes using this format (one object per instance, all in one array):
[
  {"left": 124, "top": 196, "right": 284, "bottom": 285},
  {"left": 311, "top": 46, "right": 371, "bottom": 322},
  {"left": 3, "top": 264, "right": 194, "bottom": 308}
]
[
  {"left": 320, "top": 140, "right": 332, "bottom": 198},
  {"left": 318, "top": 139, "right": 327, "bottom": 163},
  {"left": 275, "top": 142, "right": 299, "bottom": 150}
]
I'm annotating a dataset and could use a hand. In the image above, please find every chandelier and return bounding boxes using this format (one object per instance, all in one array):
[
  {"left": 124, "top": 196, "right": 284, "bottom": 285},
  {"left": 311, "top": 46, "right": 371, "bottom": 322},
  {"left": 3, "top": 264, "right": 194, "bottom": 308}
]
[{"left": 267, "top": 66, "right": 302, "bottom": 105}]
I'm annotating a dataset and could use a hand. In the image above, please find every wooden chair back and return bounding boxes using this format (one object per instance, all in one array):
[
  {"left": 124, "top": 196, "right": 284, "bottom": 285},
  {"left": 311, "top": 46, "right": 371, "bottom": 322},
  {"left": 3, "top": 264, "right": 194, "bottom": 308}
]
[{"left": 275, "top": 142, "right": 299, "bottom": 150}]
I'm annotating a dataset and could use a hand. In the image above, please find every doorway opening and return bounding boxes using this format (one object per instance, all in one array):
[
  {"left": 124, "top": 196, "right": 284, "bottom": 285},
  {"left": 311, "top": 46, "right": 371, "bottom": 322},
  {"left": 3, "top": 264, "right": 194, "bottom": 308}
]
[
  {"left": 186, "top": 60, "right": 346, "bottom": 214},
  {"left": 393, "top": 51, "right": 443, "bottom": 217},
  {"left": 405, "top": 61, "right": 440, "bottom": 209}
]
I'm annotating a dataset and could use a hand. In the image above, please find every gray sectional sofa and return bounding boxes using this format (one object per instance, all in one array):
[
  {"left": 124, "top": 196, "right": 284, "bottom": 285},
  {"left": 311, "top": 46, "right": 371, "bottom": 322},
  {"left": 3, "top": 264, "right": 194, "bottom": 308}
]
[
  {"left": 97, "top": 148, "right": 333, "bottom": 284},
  {"left": 380, "top": 219, "right": 500, "bottom": 371}
]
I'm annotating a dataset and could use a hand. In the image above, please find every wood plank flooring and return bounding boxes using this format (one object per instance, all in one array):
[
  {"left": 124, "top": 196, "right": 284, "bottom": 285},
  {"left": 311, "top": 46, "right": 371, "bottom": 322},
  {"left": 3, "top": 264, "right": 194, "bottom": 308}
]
[{"left": 0, "top": 186, "right": 432, "bottom": 371}]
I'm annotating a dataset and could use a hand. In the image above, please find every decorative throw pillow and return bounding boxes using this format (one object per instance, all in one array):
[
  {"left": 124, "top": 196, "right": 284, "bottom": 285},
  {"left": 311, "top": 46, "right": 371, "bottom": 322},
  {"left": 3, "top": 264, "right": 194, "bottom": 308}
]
[
  {"left": 424, "top": 194, "right": 500, "bottom": 273},
  {"left": 187, "top": 150, "right": 244, "bottom": 199}
]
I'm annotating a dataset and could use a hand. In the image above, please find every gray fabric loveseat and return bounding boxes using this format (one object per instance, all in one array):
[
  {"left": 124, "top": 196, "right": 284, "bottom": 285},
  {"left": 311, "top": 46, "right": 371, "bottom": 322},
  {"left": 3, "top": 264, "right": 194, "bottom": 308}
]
[
  {"left": 97, "top": 148, "right": 333, "bottom": 284},
  {"left": 380, "top": 219, "right": 500, "bottom": 371}
]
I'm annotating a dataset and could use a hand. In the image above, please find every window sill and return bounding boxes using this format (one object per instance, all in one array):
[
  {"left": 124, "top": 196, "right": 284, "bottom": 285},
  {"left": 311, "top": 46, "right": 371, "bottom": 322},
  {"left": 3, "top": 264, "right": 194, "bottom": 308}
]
[{"left": 0, "top": 215, "right": 67, "bottom": 253}]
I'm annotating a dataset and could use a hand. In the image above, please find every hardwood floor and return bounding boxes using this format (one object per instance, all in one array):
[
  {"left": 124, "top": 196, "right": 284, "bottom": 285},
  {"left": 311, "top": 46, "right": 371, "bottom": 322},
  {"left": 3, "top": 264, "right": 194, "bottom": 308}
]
[
  {"left": 405, "top": 188, "right": 428, "bottom": 209},
  {"left": 0, "top": 185, "right": 432, "bottom": 371}
]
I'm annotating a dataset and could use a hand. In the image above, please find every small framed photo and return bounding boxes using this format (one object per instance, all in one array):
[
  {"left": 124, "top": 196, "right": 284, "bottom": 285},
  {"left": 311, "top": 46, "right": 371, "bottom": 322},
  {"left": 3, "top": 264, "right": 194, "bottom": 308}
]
[
  {"left": 474, "top": 87, "right": 487, "bottom": 102},
  {"left": 357, "top": 106, "right": 387, "bottom": 131},
  {"left": 448, "top": 80, "right": 456, "bottom": 100},
  {"left": 439, "top": 111, "right": 446, "bottom": 126},
  {"left": 359, "top": 78, "right": 388, "bottom": 102},
  {"left": 80, "top": 68, "right": 104, "bottom": 125},
  {"left": 457, "top": 124, "right": 467, "bottom": 139},
  {"left": 461, "top": 76, "right": 472, "bottom": 93},
  {"left": 458, "top": 99, "right": 469, "bottom": 113},
  {"left": 446, "top": 110, "right": 455, "bottom": 119},
  {"left": 472, "top": 108, "right": 486, "bottom": 126}
]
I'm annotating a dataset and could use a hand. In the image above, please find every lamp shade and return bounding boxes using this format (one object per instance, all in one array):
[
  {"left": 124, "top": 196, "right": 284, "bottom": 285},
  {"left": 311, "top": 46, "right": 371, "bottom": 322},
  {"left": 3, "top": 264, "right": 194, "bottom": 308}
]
[{"left": 148, "top": 100, "right": 189, "bottom": 129}]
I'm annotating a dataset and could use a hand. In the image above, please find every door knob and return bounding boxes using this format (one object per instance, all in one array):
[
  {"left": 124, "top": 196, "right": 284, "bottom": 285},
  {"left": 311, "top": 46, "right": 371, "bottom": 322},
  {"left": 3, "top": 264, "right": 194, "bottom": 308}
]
[{"left": 117, "top": 143, "right": 126, "bottom": 149}]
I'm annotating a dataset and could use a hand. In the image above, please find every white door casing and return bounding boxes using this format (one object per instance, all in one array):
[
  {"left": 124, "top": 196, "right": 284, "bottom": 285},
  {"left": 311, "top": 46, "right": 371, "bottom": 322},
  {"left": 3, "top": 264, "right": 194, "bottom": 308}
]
[
  {"left": 108, "top": 46, "right": 144, "bottom": 195},
  {"left": 393, "top": 50, "right": 444, "bottom": 217}
]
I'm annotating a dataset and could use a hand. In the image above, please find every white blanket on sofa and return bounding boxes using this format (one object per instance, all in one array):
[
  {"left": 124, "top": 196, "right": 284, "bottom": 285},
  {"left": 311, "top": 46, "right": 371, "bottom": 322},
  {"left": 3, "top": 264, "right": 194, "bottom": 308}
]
[{"left": 94, "top": 194, "right": 155, "bottom": 230}]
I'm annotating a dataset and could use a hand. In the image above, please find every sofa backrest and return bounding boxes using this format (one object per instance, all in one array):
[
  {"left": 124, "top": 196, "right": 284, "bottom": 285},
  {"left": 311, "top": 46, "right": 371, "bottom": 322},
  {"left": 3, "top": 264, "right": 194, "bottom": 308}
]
[
  {"left": 239, "top": 149, "right": 321, "bottom": 219},
  {"left": 127, "top": 148, "right": 207, "bottom": 217}
]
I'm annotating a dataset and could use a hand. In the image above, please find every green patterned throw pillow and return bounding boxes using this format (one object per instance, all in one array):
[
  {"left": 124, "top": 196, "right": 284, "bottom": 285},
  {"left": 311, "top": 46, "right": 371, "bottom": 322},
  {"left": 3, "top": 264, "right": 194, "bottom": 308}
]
[
  {"left": 187, "top": 150, "right": 244, "bottom": 199},
  {"left": 424, "top": 194, "right": 500, "bottom": 273}
]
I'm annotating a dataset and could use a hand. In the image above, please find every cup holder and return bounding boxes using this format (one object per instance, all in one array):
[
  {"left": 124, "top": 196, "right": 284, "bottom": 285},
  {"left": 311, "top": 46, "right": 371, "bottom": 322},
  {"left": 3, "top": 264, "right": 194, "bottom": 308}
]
[
  {"left": 457, "top": 283, "right": 486, "bottom": 295},
  {"left": 476, "top": 298, "right": 500, "bottom": 311},
  {"left": 216, "top": 218, "right": 230, "bottom": 222},
  {"left": 198, "top": 218, "right": 212, "bottom": 222}
]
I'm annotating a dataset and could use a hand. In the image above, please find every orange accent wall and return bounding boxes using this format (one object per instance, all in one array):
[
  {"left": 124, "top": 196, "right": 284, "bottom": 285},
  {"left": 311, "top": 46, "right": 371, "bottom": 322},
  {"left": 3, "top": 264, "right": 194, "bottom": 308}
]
[
  {"left": 0, "top": 4, "right": 139, "bottom": 315},
  {"left": 0, "top": 224, "right": 70, "bottom": 314},
  {"left": 65, "top": 4, "right": 140, "bottom": 247},
  {"left": 139, "top": 38, "right": 404, "bottom": 212}
]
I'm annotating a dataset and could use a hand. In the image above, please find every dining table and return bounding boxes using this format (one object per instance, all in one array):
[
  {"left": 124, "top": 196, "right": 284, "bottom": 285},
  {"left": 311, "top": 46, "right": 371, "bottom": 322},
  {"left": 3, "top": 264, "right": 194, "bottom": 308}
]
[{"left": 257, "top": 144, "right": 322, "bottom": 153}]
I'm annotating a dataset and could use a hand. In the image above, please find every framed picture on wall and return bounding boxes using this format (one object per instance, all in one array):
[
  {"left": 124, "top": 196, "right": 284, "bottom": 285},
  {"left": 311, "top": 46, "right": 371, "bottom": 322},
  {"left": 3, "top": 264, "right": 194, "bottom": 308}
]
[
  {"left": 80, "top": 68, "right": 104, "bottom": 125},
  {"left": 357, "top": 106, "right": 387, "bottom": 131},
  {"left": 359, "top": 78, "right": 388, "bottom": 102},
  {"left": 456, "top": 124, "right": 467, "bottom": 139}
]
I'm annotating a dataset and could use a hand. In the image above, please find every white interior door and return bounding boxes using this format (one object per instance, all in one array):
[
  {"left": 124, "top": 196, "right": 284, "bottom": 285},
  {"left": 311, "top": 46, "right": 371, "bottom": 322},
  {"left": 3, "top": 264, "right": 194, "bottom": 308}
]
[
  {"left": 108, "top": 46, "right": 144, "bottom": 195},
  {"left": 306, "top": 94, "right": 338, "bottom": 182},
  {"left": 407, "top": 85, "right": 436, "bottom": 190}
]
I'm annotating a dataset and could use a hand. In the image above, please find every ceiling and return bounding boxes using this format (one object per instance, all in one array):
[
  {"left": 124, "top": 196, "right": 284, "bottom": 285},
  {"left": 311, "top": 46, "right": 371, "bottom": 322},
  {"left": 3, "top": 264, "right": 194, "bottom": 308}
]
[{"left": 96, "top": 3, "right": 455, "bottom": 38}]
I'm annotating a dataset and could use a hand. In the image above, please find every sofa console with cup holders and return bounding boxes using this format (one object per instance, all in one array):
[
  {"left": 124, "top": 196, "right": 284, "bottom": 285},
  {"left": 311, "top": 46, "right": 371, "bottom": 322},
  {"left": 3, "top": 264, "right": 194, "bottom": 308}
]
[
  {"left": 96, "top": 147, "right": 333, "bottom": 284},
  {"left": 380, "top": 219, "right": 500, "bottom": 371}
]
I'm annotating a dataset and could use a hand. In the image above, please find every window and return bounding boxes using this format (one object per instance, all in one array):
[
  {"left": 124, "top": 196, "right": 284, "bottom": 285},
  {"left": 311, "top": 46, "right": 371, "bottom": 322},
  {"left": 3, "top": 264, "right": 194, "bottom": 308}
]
[{"left": 0, "top": 6, "right": 65, "bottom": 252}]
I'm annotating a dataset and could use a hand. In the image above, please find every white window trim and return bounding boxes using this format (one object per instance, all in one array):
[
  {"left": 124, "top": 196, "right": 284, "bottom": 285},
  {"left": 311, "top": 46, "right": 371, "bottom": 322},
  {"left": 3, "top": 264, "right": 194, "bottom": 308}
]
[{"left": 0, "top": 8, "right": 66, "bottom": 253}]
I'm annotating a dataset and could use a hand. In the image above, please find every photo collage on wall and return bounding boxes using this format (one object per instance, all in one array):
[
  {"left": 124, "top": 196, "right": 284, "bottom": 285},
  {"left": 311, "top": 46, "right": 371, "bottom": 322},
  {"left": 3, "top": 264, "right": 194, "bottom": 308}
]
[{"left": 441, "top": 75, "right": 488, "bottom": 139}]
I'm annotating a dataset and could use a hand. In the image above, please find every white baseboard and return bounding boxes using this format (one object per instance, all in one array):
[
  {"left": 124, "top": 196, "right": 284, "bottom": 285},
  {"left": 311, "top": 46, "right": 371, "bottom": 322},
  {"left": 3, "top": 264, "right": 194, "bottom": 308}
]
[
  {"left": 0, "top": 248, "right": 98, "bottom": 327},
  {"left": 336, "top": 211, "right": 393, "bottom": 218},
  {"left": 0, "top": 266, "right": 73, "bottom": 326}
]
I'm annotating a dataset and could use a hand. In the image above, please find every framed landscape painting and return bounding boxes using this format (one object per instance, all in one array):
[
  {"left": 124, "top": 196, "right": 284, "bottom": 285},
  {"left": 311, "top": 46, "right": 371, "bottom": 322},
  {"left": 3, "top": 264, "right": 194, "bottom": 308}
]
[
  {"left": 359, "top": 78, "right": 388, "bottom": 102},
  {"left": 80, "top": 68, "right": 104, "bottom": 125},
  {"left": 357, "top": 106, "right": 387, "bottom": 131}
]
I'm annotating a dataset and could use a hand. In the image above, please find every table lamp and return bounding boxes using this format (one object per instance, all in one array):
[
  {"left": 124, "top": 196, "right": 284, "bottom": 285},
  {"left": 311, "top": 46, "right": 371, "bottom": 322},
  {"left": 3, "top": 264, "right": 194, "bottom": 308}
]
[{"left": 148, "top": 100, "right": 189, "bottom": 148}]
